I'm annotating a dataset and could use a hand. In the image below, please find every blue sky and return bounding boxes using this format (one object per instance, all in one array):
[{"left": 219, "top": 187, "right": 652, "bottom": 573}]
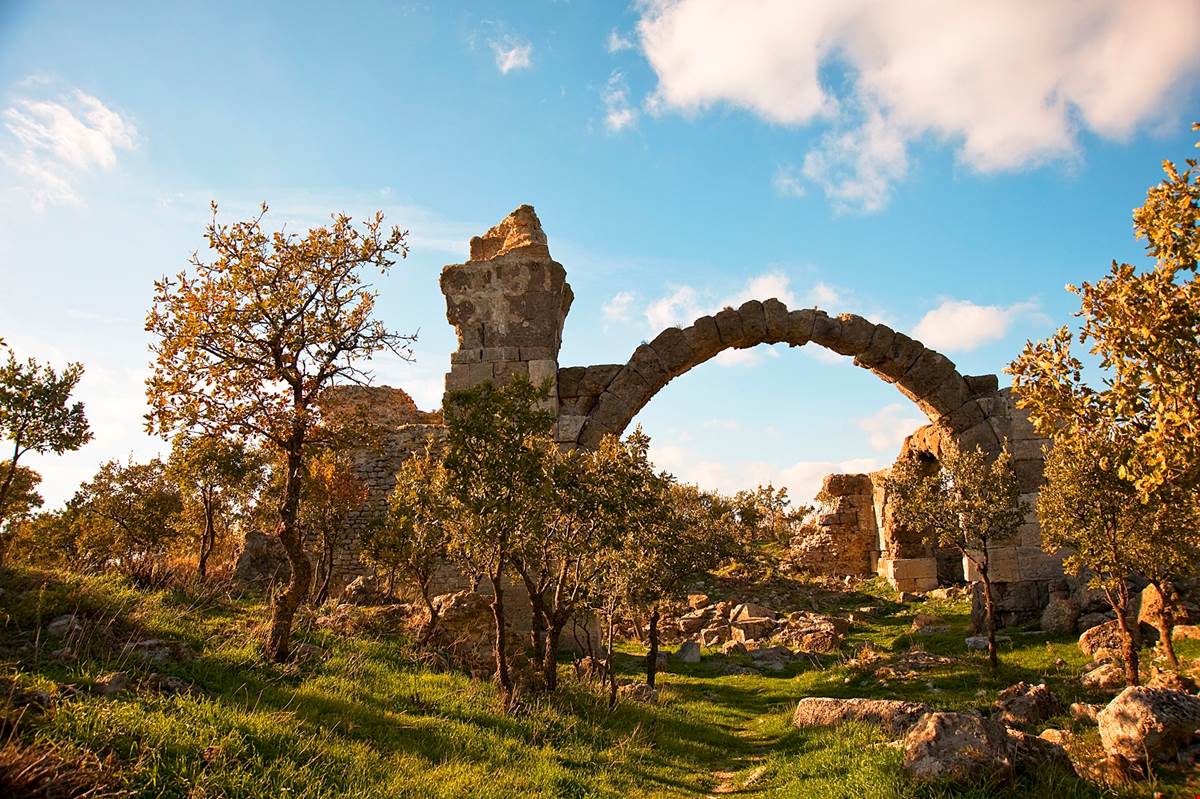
[{"left": 2, "top": 0, "right": 1198, "bottom": 507}]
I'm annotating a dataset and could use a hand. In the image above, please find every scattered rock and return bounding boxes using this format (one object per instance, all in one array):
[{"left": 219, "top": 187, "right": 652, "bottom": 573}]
[
  {"left": 677, "top": 608, "right": 712, "bottom": 635},
  {"left": 1081, "top": 663, "right": 1125, "bottom": 691},
  {"left": 730, "top": 617, "right": 776, "bottom": 643},
  {"left": 122, "top": 639, "right": 194, "bottom": 665},
  {"left": 699, "top": 624, "right": 730, "bottom": 648},
  {"left": 992, "top": 682, "right": 1061, "bottom": 727},
  {"left": 1041, "top": 596, "right": 1079, "bottom": 636},
  {"left": 792, "top": 697, "right": 932, "bottom": 738},
  {"left": 1098, "top": 686, "right": 1200, "bottom": 764},
  {"left": 722, "top": 664, "right": 760, "bottom": 677},
  {"left": 720, "top": 640, "right": 747, "bottom": 656},
  {"left": 898, "top": 591, "right": 924, "bottom": 604},
  {"left": 46, "top": 614, "right": 83, "bottom": 639},
  {"left": 93, "top": 671, "right": 130, "bottom": 698},
  {"left": 1070, "top": 702, "right": 1101, "bottom": 724},
  {"left": 233, "top": 530, "right": 289, "bottom": 588},
  {"left": 1039, "top": 728, "right": 1071, "bottom": 746},
  {"left": 686, "top": 593, "right": 710, "bottom": 609},
  {"left": 1147, "top": 667, "right": 1197, "bottom": 693},
  {"left": 1173, "top": 624, "right": 1200, "bottom": 640},
  {"left": 965, "top": 635, "right": 1010, "bottom": 651},
  {"left": 902, "top": 712, "right": 1012, "bottom": 782},
  {"left": 675, "top": 641, "right": 701, "bottom": 664},
  {"left": 1005, "top": 728, "right": 1073, "bottom": 771},
  {"left": 926, "top": 586, "right": 970, "bottom": 601},
  {"left": 341, "top": 575, "right": 383, "bottom": 605},
  {"left": 1079, "top": 619, "right": 1153, "bottom": 658},
  {"left": 730, "top": 603, "right": 777, "bottom": 622},
  {"left": 145, "top": 673, "right": 191, "bottom": 694},
  {"left": 617, "top": 682, "right": 658, "bottom": 703}
]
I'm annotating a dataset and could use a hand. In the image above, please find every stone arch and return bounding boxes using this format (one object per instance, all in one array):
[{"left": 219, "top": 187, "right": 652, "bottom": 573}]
[{"left": 557, "top": 299, "right": 1004, "bottom": 454}]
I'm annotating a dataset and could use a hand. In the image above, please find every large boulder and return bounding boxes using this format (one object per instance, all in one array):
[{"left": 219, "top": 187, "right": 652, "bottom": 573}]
[
  {"left": 992, "top": 682, "right": 1061, "bottom": 727},
  {"left": 1081, "top": 663, "right": 1125, "bottom": 692},
  {"left": 427, "top": 591, "right": 507, "bottom": 678},
  {"left": 341, "top": 574, "right": 383, "bottom": 605},
  {"left": 675, "top": 641, "right": 701, "bottom": 664},
  {"left": 731, "top": 602, "right": 777, "bottom": 622},
  {"left": 233, "top": 531, "right": 290, "bottom": 589},
  {"left": 1040, "top": 596, "right": 1079, "bottom": 636},
  {"left": 902, "top": 712, "right": 1013, "bottom": 782},
  {"left": 1079, "top": 619, "right": 1154, "bottom": 658},
  {"left": 1098, "top": 686, "right": 1200, "bottom": 764},
  {"left": 792, "top": 697, "right": 932, "bottom": 738},
  {"left": 731, "top": 617, "right": 776, "bottom": 643}
]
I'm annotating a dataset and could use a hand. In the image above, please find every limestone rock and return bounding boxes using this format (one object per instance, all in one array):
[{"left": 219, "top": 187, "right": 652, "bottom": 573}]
[
  {"left": 468, "top": 204, "right": 550, "bottom": 261},
  {"left": 93, "top": 671, "right": 130, "bottom": 698},
  {"left": 1039, "top": 728, "right": 1071, "bottom": 746},
  {"left": 1081, "top": 663, "right": 1125, "bottom": 691},
  {"left": 1070, "top": 702, "right": 1101, "bottom": 724},
  {"left": 731, "top": 602, "right": 777, "bottom": 622},
  {"left": 699, "top": 624, "right": 729, "bottom": 648},
  {"left": 341, "top": 574, "right": 384, "bottom": 605},
  {"left": 675, "top": 641, "right": 701, "bottom": 664},
  {"left": 1098, "top": 686, "right": 1200, "bottom": 764},
  {"left": 122, "top": 639, "right": 194, "bottom": 665},
  {"left": 1078, "top": 619, "right": 1151, "bottom": 658},
  {"left": 233, "top": 531, "right": 290, "bottom": 589},
  {"left": 902, "top": 712, "right": 1013, "bottom": 782},
  {"left": 46, "top": 614, "right": 83, "bottom": 639},
  {"left": 792, "top": 697, "right": 933, "bottom": 738},
  {"left": 686, "top": 593, "right": 710, "bottom": 609},
  {"left": 730, "top": 617, "right": 776, "bottom": 643},
  {"left": 1041, "top": 596, "right": 1079, "bottom": 636},
  {"left": 617, "top": 682, "right": 658, "bottom": 703},
  {"left": 721, "top": 640, "right": 747, "bottom": 656},
  {"left": 965, "top": 635, "right": 1011, "bottom": 651},
  {"left": 992, "top": 682, "right": 1061, "bottom": 728},
  {"left": 1004, "top": 728, "right": 1073, "bottom": 771},
  {"left": 1147, "top": 666, "right": 1197, "bottom": 693}
]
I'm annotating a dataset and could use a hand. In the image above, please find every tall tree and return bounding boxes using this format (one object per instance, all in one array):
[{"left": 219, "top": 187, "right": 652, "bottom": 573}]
[
  {"left": 369, "top": 447, "right": 455, "bottom": 640},
  {"left": 168, "top": 432, "right": 262, "bottom": 581},
  {"left": 0, "top": 346, "right": 91, "bottom": 565},
  {"left": 884, "top": 445, "right": 1025, "bottom": 673},
  {"left": 441, "top": 377, "right": 555, "bottom": 708},
  {"left": 70, "top": 457, "right": 184, "bottom": 579},
  {"left": 146, "top": 202, "right": 412, "bottom": 661}
]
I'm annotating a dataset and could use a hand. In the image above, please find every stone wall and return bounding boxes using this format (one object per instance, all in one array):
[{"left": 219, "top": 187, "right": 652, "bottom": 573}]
[{"left": 791, "top": 474, "right": 879, "bottom": 576}]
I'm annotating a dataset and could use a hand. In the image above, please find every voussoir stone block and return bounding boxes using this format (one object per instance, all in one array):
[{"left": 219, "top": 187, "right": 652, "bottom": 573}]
[
  {"left": 920, "top": 373, "right": 973, "bottom": 418},
  {"left": 684, "top": 316, "right": 723, "bottom": 362},
  {"left": 828, "top": 314, "right": 875, "bottom": 356},
  {"left": 579, "top": 364, "right": 622, "bottom": 396},
  {"left": 737, "top": 300, "right": 767, "bottom": 346},
  {"left": 869, "top": 332, "right": 926, "bottom": 382},
  {"left": 899, "top": 349, "right": 957, "bottom": 401},
  {"left": 557, "top": 366, "right": 586, "bottom": 398},
  {"left": 762, "top": 298, "right": 791, "bottom": 342},
  {"left": 606, "top": 367, "right": 653, "bottom": 408},
  {"left": 853, "top": 324, "right": 895, "bottom": 369},
  {"left": 587, "top": 392, "right": 631, "bottom": 433},
  {"left": 628, "top": 344, "right": 669, "bottom": 388},
  {"left": 808, "top": 311, "right": 841, "bottom": 349},
  {"left": 714, "top": 307, "right": 746, "bottom": 348},
  {"left": 649, "top": 327, "right": 693, "bottom": 376},
  {"left": 786, "top": 309, "right": 817, "bottom": 346},
  {"left": 965, "top": 374, "right": 1000, "bottom": 397}
]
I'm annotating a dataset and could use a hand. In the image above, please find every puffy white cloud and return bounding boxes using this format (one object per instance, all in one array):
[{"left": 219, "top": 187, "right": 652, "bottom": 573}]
[
  {"left": 772, "top": 164, "right": 805, "bottom": 198},
  {"left": 2, "top": 88, "right": 138, "bottom": 209},
  {"left": 636, "top": 0, "right": 1200, "bottom": 211},
  {"left": 491, "top": 37, "right": 533, "bottom": 74},
  {"left": 602, "top": 290, "right": 637, "bottom": 323},
  {"left": 602, "top": 71, "right": 638, "bottom": 132},
  {"left": 912, "top": 298, "right": 1037, "bottom": 352},
  {"left": 857, "top": 403, "right": 924, "bottom": 452}
]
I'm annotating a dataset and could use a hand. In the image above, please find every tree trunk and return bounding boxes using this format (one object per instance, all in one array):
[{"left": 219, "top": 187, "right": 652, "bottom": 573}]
[
  {"left": 605, "top": 609, "right": 618, "bottom": 709},
  {"left": 543, "top": 620, "right": 563, "bottom": 691},
  {"left": 646, "top": 606, "right": 660, "bottom": 689},
  {"left": 1113, "top": 595, "right": 1140, "bottom": 686},
  {"left": 1148, "top": 582, "right": 1180, "bottom": 670},
  {"left": 418, "top": 580, "right": 440, "bottom": 645},
  {"left": 314, "top": 528, "right": 334, "bottom": 606},
  {"left": 197, "top": 494, "right": 215, "bottom": 582},
  {"left": 488, "top": 572, "right": 514, "bottom": 709},
  {"left": 981, "top": 570, "right": 999, "bottom": 674},
  {"left": 266, "top": 447, "right": 311, "bottom": 663}
]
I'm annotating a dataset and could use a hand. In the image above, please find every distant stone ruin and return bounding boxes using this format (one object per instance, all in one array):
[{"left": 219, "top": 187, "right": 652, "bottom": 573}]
[{"left": 238, "top": 203, "right": 1063, "bottom": 625}]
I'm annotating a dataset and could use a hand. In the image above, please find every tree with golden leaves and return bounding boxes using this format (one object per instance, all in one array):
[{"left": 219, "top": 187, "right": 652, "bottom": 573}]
[{"left": 146, "top": 203, "right": 412, "bottom": 661}]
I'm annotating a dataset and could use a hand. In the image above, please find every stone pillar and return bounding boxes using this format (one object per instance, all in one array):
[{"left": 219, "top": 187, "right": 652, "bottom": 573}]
[{"left": 439, "top": 205, "right": 573, "bottom": 412}]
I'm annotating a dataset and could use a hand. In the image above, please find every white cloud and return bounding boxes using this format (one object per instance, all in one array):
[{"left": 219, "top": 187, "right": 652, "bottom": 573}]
[
  {"left": 857, "top": 403, "right": 924, "bottom": 452},
  {"left": 644, "top": 284, "right": 704, "bottom": 330},
  {"left": 602, "top": 290, "right": 636, "bottom": 323},
  {"left": 2, "top": 88, "right": 138, "bottom": 209},
  {"left": 607, "top": 28, "right": 635, "bottom": 53},
  {"left": 912, "top": 298, "right": 1037, "bottom": 352},
  {"left": 636, "top": 0, "right": 1200, "bottom": 211},
  {"left": 807, "top": 281, "right": 842, "bottom": 306},
  {"left": 643, "top": 271, "right": 798, "bottom": 332},
  {"left": 491, "top": 37, "right": 533, "bottom": 74},
  {"left": 602, "top": 71, "right": 638, "bottom": 132},
  {"left": 772, "top": 164, "right": 805, "bottom": 198}
]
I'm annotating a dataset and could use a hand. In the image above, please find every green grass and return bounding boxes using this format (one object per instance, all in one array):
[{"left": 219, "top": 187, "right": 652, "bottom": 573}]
[{"left": 0, "top": 567, "right": 1193, "bottom": 798}]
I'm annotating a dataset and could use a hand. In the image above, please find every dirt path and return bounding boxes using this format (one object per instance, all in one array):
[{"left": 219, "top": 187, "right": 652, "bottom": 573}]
[{"left": 707, "top": 717, "right": 775, "bottom": 796}]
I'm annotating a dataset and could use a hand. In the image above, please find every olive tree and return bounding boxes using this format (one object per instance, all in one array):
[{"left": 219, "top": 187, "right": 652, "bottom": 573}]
[
  {"left": 440, "top": 376, "right": 555, "bottom": 708},
  {"left": 0, "top": 346, "right": 91, "bottom": 566},
  {"left": 884, "top": 445, "right": 1025, "bottom": 674},
  {"left": 146, "top": 202, "right": 412, "bottom": 661}
]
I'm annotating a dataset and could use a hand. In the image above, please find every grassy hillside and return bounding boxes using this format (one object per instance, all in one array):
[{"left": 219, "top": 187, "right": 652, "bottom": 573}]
[{"left": 1, "top": 566, "right": 1194, "bottom": 798}]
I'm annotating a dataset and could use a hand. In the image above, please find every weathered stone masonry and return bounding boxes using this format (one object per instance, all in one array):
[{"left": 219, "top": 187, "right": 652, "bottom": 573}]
[{"left": 294, "top": 204, "right": 1061, "bottom": 625}]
